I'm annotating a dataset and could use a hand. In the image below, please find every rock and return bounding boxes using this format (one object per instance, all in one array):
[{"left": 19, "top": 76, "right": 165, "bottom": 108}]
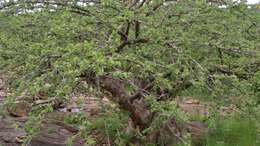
[
  {"left": 0, "top": 77, "right": 4, "bottom": 90},
  {"left": 31, "top": 122, "right": 84, "bottom": 146},
  {"left": 0, "top": 113, "right": 84, "bottom": 146},
  {"left": 7, "top": 101, "right": 32, "bottom": 117},
  {"left": 161, "top": 118, "right": 184, "bottom": 146},
  {"left": 0, "top": 91, "right": 6, "bottom": 104},
  {"left": 185, "top": 99, "right": 200, "bottom": 104},
  {"left": 186, "top": 121, "right": 209, "bottom": 146},
  {"left": 219, "top": 104, "right": 240, "bottom": 116},
  {"left": 0, "top": 76, "right": 7, "bottom": 104},
  {"left": 0, "top": 115, "right": 27, "bottom": 146},
  {"left": 2, "top": 132, "right": 20, "bottom": 143},
  {"left": 177, "top": 97, "right": 209, "bottom": 118}
]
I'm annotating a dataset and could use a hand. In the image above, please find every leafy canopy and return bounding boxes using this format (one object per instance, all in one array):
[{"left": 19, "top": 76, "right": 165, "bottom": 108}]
[{"left": 0, "top": 0, "right": 259, "bottom": 145}]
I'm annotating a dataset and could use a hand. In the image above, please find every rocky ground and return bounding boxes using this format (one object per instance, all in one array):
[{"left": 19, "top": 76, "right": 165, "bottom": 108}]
[
  {"left": 0, "top": 75, "right": 6, "bottom": 104},
  {"left": 0, "top": 74, "right": 238, "bottom": 146},
  {"left": 0, "top": 75, "right": 83, "bottom": 146}
]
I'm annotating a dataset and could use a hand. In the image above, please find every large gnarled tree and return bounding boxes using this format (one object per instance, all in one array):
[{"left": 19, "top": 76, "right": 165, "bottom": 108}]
[{"left": 0, "top": 0, "right": 259, "bottom": 145}]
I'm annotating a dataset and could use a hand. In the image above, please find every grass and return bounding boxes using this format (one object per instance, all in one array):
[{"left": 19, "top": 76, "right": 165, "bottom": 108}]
[{"left": 205, "top": 116, "right": 258, "bottom": 146}]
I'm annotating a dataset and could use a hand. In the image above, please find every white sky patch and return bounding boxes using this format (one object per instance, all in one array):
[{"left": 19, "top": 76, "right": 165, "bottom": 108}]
[
  {"left": 1, "top": 0, "right": 259, "bottom": 8},
  {"left": 247, "top": 0, "right": 260, "bottom": 4}
]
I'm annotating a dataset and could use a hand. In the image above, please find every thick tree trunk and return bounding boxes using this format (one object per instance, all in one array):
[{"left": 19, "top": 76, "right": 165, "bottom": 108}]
[{"left": 85, "top": 75, "right": 185, "bottom": 145}]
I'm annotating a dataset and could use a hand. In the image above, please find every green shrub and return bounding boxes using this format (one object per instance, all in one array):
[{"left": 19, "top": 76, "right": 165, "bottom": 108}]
[{"left": 206, "top": 117, "right": 258, "bottom": 146}]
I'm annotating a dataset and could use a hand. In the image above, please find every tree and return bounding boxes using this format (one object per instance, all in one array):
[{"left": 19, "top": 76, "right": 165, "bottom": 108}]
[{"left": 0, "top": 0, "right": 259, "bottom": 145}]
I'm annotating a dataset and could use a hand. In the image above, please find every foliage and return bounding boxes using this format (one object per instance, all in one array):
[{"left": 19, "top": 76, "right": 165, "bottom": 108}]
[
  {"left": 206, "top": 116, "right": 258, "bottom": 146},
  {"left": 0, "top": 0, "right": 259, "bottom": 145}
]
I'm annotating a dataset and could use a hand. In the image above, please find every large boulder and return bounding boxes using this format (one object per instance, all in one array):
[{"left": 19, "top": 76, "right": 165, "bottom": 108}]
[
  {"left": 31, "top": 122, "right": 83, "bottom": 146},
  {"left": 0, "top": 115, "right": 27, "bottom": 146},
  {"left": 0, "top": 113, "right": 84, "bottom": 146}
]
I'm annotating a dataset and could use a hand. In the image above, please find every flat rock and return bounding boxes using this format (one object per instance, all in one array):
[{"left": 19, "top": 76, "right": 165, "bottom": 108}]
[
  {"left": 0, "top": 113, "right": 84, "bottom": 146},
  {"left": 177, "top": 98, "right": 209, "bottom": 118},
  {"left": 7, "top": 101, "right": 32, "bottom": 117},
  {"left": 31, "top": 122, "right": 84, "bottom": 146},
  {"left": 0, "top": 115, "right": 27, "bottom": 146}
]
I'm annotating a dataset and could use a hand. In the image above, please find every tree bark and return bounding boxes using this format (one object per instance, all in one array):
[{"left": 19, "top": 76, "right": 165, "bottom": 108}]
[{"left": 85, "top": 74, "right": 185, "bottom": 145}]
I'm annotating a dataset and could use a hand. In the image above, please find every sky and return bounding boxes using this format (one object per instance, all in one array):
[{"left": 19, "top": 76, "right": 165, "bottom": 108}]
[
  {"left": 1, "top": 0, "right": 260, "bottom": 4},
  {"left": 247, "top": 0, "right": 260, "bottom": 4},
  {"left": 1, "top": 0, "right": 259, "bottom": 6}
]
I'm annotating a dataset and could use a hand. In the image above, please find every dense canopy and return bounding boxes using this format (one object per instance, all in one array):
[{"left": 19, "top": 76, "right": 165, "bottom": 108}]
[{"left": 0, "top": 0, "right": 259, "bottom": 146}]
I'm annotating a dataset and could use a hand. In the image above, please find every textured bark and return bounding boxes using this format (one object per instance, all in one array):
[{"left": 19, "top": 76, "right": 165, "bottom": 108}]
[
  {"left": 86, "top": 75, "right": 185, "bottom": 145},
  {"left": 99, "top": 76, "right": 153, "bottom": 128}
]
